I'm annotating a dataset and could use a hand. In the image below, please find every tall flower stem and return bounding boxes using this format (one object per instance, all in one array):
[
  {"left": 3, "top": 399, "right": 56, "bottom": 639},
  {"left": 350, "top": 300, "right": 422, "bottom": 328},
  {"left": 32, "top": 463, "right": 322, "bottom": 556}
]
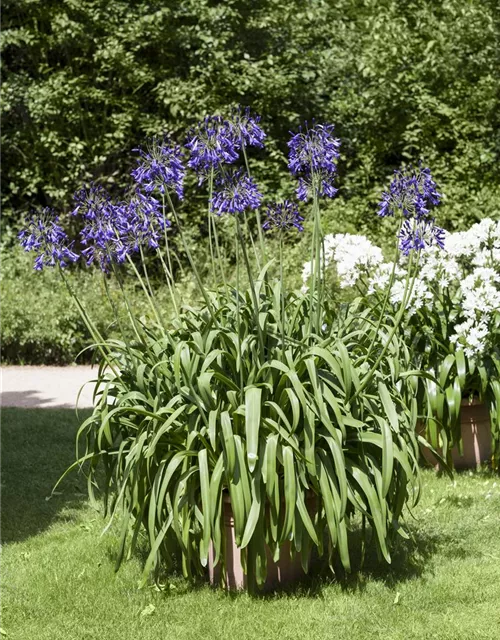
[
  {"left": 139, "top": 245, "right": 165, "bottom": 327},
  {"left": 235, "top": 223, "right": 244, "bottom": 399},
  {"left": 236, "top": 216, "right": 265, "bottom": 360},
  {"left": 208, "top": 172, "right": 229, "bottom": 296},
  {"left": 58, "top": 267, "right": 120, "bottom": 377},
  {"left": 207, "top": 170, "right": 218, "bottom": 287},
  {"left": 351, "top": 250, "right": 420, "bottom": 402},
  {"left": 307, "top": 181, "right": 323, "bottom": 337},
  {"left": 101, "top": 273, "right": 128, "bottom": 346},
  {"left": 312, "top": 186, "right": 323, "bottom": 335},
  {"left": 160, "top": 194, "right": 179, "bottom": 317},
  {"left": 110, "top": 261, "right": 146, "bottom": 345},
  {"left": 279, "top": 230, "right": 286, "bottom": 353},
  {"left": 164, "top": 191, "right": 216, "bottom": 320},
  {"left": 363, "top": 220, "right": 404, "bottom": 364},
  {"left": 126, "top": 253, "right": 164, "bottom": 330},
  {"left": 241, "top": 143, "right": 265, "bottom": 267}
]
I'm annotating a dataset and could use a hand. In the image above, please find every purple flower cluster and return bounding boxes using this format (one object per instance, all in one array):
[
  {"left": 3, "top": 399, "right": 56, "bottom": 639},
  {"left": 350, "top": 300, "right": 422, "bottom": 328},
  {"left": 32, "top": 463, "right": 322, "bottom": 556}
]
[
  {"left": 263, "top": 200, "right": 304, "bottom": 232},
  {"left": 378, "top": 165, "right": 441, "bottom": 220},
  {"left": 73, "top": 184, "right": 173, "bottom": 270},
  {"left": 398, "top": 220, "right": 445, "bottom": 255},
  {"left": 115, "top": 192, "right": 170, "bottom": 261},
  {"left": 131, "top": 136, "right": 185, "bottom": 199},
  {"left": 73, "top": 184, "right": 119, "bottom": 270},
  {"left": 288, "top": 123, "right": 341, "bottom": 202},
  {"left": 185, "top": 109, "right": 265, "bottom": 180},
  {"left": 378, "top": 165, "right": 444, "bottom": 255},
  {"left": 229, "top": 106, "right": 266, "bottom": 148},
  {"left": 210, "top": 169, "right": 262, "bottom": 215},
  {"left": 18, "top": 208, "right": 79, "bottom": 271},
  {"left": 186, "top": 116, "right": 240, "bottom": 178}
]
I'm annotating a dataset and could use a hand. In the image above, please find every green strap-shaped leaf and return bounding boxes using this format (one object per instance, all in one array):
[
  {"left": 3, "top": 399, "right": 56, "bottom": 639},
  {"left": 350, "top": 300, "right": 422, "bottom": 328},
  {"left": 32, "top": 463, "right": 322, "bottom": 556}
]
[
  {"left": 439, "top": 353, "right": 456, "bottom": 388},
  {"left": 319, "top": 433, "right": 347, "bottom": 519},
  {"left": 198, "top": 449, "right": 211, "bottom": 567},
  {"left": 306, "top": 346, "right": 343, "bottom": 385},
  {"left": 208, "top": 410, "right": 217, "bottom": 450},
  {"left": 346, "top": 461, "right": 390, "bottom": 563},
  {"left": 221, "top": 411, "right": 236, "bottom": 477},
  {"left": 336, "top": 342, "right": 352, "bottom": 397},
  {"left": 245, "top": 386, "right": 262, "bottom": 472},
  {"left": 285, "top": 388, "right": 301, "bottom": 432},
  {"left": 446, "top": 376, "right": 461, "bottom": 430},
  {"left": 317, "top": 450, "right": 351, "bottom": 571},
  {"left": 198, "top": 371, "right": 215, "bottom": 411},
  {"left": 456, "top": 350, "right": 467, "bottom": 388},
  {"left": 282, "top": 446, "right": 296, "bottom": 542},
  {"left": 317, "top": 456, "right": 338, "bottom": 546},
  {"left": 263, "top": 434, "right": 278, "bottom": 496},
  {"left": 374, "top": 415, "right": 394, "bottom": 498},
  {"left": 378, "top": 381, "right": 400, "bottom": 433},
  {"left": 296, "top": 484, "right": 318, "bottom": 545},
  {"left": 234, "top": 435, "right": 252, "bottom": 514},
  {"left": 209, "top": 453, "right": 224, "bottom": 526},
  {"left": 241, "top": 469, "right": 262, "bottom": 548}
]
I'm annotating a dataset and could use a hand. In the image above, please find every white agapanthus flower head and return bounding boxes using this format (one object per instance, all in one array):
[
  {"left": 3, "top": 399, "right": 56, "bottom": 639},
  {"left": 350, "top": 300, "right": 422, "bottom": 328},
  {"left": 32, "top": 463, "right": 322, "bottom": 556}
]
[
  {"left": 301, "top": 233, "right": 383, "bottom": 290},
  {"left": 450, "top": 319, "right": 490, "bottom": 358},
  {"left": 369, "top": 263, "right": 433, "bottom": 316},
  {"left": 461, "top": 267, "right": 500, "bottom": 316}
]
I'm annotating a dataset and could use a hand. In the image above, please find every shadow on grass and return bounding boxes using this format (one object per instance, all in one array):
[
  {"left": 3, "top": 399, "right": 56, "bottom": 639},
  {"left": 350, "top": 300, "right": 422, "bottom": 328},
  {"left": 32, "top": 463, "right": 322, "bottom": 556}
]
[
  {"left": 1, "top": 407, "right": 92, "bottom": 543},
  {"left": 253, "top": 525, "right": 447, "bottom": 599},
  {"left": 116, "top": 521, "right": 447, "bottom": 601},
  {"left": 2, "top": 390, "right": 83, "bottom": 410}
]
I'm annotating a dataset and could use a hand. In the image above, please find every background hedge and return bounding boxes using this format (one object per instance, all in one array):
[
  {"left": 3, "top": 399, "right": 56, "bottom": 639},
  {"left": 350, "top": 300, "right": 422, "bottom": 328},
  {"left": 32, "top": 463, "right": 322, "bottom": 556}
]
[{"left": 2, "top": 0, "right": 499, "bottom": 363}]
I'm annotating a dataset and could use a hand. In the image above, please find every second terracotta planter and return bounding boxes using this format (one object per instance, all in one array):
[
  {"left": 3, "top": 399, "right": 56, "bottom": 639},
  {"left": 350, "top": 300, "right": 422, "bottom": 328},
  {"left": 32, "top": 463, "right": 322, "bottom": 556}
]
[{"left": 421, "top": 399, "right": 492, "bottom": 470}]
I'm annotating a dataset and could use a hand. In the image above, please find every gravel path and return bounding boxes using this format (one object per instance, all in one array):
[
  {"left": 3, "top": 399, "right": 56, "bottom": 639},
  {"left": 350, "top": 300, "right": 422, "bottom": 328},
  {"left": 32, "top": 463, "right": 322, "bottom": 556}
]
[{"left": 1, "top": 366, "right": 96, "bottom": 409}]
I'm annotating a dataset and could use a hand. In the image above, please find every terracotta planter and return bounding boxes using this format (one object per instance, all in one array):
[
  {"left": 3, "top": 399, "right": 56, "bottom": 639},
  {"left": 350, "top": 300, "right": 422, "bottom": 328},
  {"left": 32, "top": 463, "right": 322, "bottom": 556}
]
[
  {"left": 420, "top": 399, "right": 492, "bottom": 470},
  {"left": 208, "top": 495, "right": 313, "bottom": 591},
  {"left": 453, "top": 400, "right": 491, "bottom": 469}
]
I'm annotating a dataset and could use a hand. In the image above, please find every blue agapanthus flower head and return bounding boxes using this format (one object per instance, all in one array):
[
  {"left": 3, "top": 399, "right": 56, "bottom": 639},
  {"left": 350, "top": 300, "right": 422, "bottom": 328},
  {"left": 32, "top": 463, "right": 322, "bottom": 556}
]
[
  {"left": 73, "top": 183, "right": 120, "bottom": 271},
  {"left": 262, "top": 200, "right": 304, "bottom": 232},
  {"left": 398, "top": 219, "right": 445, "bottom": 255},
  {"left": 131, "top": 136, "right": 185, "bottom": 199},
  {"left": 210, "top": 169, "right": 262, "bottom": 215},
  {"left": 116, "top": 192, "right": 171, "bottom": 261},
  {"left": 378, "top": 164, "right": 441, "bottom": 220},
  {"left": 18, "top": 207, "right": 79, "bottom": 271},
  {"left": 288, "top": 123, "right": 341, "bottom": 202},
  {"left": 228, "top": 106, "right": 266, "bottom": 149},
  {"left": 186, "top": 115, "right": 240, "bottom": 178}
]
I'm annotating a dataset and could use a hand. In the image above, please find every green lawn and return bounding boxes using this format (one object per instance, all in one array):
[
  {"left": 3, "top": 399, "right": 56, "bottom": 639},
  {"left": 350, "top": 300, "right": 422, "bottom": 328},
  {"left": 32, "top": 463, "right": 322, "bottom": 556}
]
[{"left": 2, "top": 408, "right": 500, "bottom": 640}]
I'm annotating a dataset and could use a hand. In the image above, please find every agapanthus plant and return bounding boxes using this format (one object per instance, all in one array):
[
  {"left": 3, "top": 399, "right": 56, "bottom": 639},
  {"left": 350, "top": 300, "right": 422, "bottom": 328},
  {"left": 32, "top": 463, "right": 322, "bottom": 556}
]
[
  {"left": 115, "top": 192, "right": 170, "bottom": 260},
  {"left": 228, "top": 105, "right": 266, "bottom": 149},
  {"left": 23, "top": 107, "right": 457, "bottom": 591},
  {"left": 263, "top": 200, "right": 304, "bottom": 232},
  {"left": 185, "top": 115, "right": 240, "bottom": 178}
]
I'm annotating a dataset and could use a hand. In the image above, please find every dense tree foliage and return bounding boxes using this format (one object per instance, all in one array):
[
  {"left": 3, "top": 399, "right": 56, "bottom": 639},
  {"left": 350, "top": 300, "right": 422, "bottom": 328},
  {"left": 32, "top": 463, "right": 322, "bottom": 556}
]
[{"left": 2, "top": 0, "right": 499, "bottom": 246}]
